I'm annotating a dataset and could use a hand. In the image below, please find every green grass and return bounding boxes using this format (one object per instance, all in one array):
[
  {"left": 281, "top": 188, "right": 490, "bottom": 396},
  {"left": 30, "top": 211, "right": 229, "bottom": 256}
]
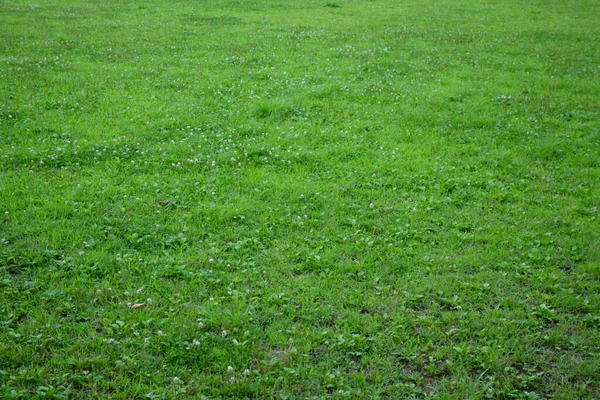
[{"left": 1, "top": 0, "right": 599, "bottom": 398}]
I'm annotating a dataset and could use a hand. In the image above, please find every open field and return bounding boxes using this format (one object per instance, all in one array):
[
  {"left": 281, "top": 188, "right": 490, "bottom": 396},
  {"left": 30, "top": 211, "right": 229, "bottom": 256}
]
[{"left": 1, "top": 0, "right": 599, "bottom": 398}]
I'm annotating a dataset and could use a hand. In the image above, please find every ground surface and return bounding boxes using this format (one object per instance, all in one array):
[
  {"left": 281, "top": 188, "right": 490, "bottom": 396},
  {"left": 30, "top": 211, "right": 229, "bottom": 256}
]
[{"left": 1, "top": 0, "right": 599, "bottom": 398}]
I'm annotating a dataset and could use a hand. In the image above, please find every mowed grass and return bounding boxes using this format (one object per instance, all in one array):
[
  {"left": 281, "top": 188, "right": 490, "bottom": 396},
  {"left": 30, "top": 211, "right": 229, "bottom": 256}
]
[{"left": 1, "top": 0, "right": 599, "bottom": 398}]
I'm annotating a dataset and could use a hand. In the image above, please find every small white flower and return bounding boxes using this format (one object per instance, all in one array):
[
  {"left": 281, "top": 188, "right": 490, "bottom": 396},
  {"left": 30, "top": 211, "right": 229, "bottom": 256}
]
[
  {"left": 227, "top": 366, "right": 234, "bottom": 372},
  {"left": 242, "top": 369, "right": 251, "bottom": 376}
]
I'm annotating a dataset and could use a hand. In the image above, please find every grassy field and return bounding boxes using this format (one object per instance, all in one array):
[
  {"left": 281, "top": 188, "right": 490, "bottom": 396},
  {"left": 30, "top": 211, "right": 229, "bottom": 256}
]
[{"left": 1, "top": 0, "right": 599, "bottom": 398}]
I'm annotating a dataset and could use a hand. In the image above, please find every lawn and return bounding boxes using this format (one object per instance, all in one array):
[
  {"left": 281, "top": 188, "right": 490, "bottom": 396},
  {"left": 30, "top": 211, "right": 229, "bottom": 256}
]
[{"left": 1, "top": 0, "right": 599, "bottom": 398}]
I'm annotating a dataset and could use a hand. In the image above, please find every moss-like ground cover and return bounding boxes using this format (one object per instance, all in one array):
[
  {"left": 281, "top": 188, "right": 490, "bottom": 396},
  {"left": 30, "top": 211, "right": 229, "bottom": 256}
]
[{"left": 1, "top": 0, "right": 599, "bottom": 398}]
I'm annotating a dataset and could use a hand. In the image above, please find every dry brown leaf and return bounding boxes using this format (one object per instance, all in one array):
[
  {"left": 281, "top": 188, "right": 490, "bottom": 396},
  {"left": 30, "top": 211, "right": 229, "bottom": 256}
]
[{"left": 131, "top": 303, "right": 145, "bottom": 309}]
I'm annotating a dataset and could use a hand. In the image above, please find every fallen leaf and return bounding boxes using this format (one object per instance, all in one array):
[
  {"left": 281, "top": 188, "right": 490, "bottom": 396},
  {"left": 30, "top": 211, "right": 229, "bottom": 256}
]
[{"left": 131, "top": 303, "right": 145, "bottom": 309}]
